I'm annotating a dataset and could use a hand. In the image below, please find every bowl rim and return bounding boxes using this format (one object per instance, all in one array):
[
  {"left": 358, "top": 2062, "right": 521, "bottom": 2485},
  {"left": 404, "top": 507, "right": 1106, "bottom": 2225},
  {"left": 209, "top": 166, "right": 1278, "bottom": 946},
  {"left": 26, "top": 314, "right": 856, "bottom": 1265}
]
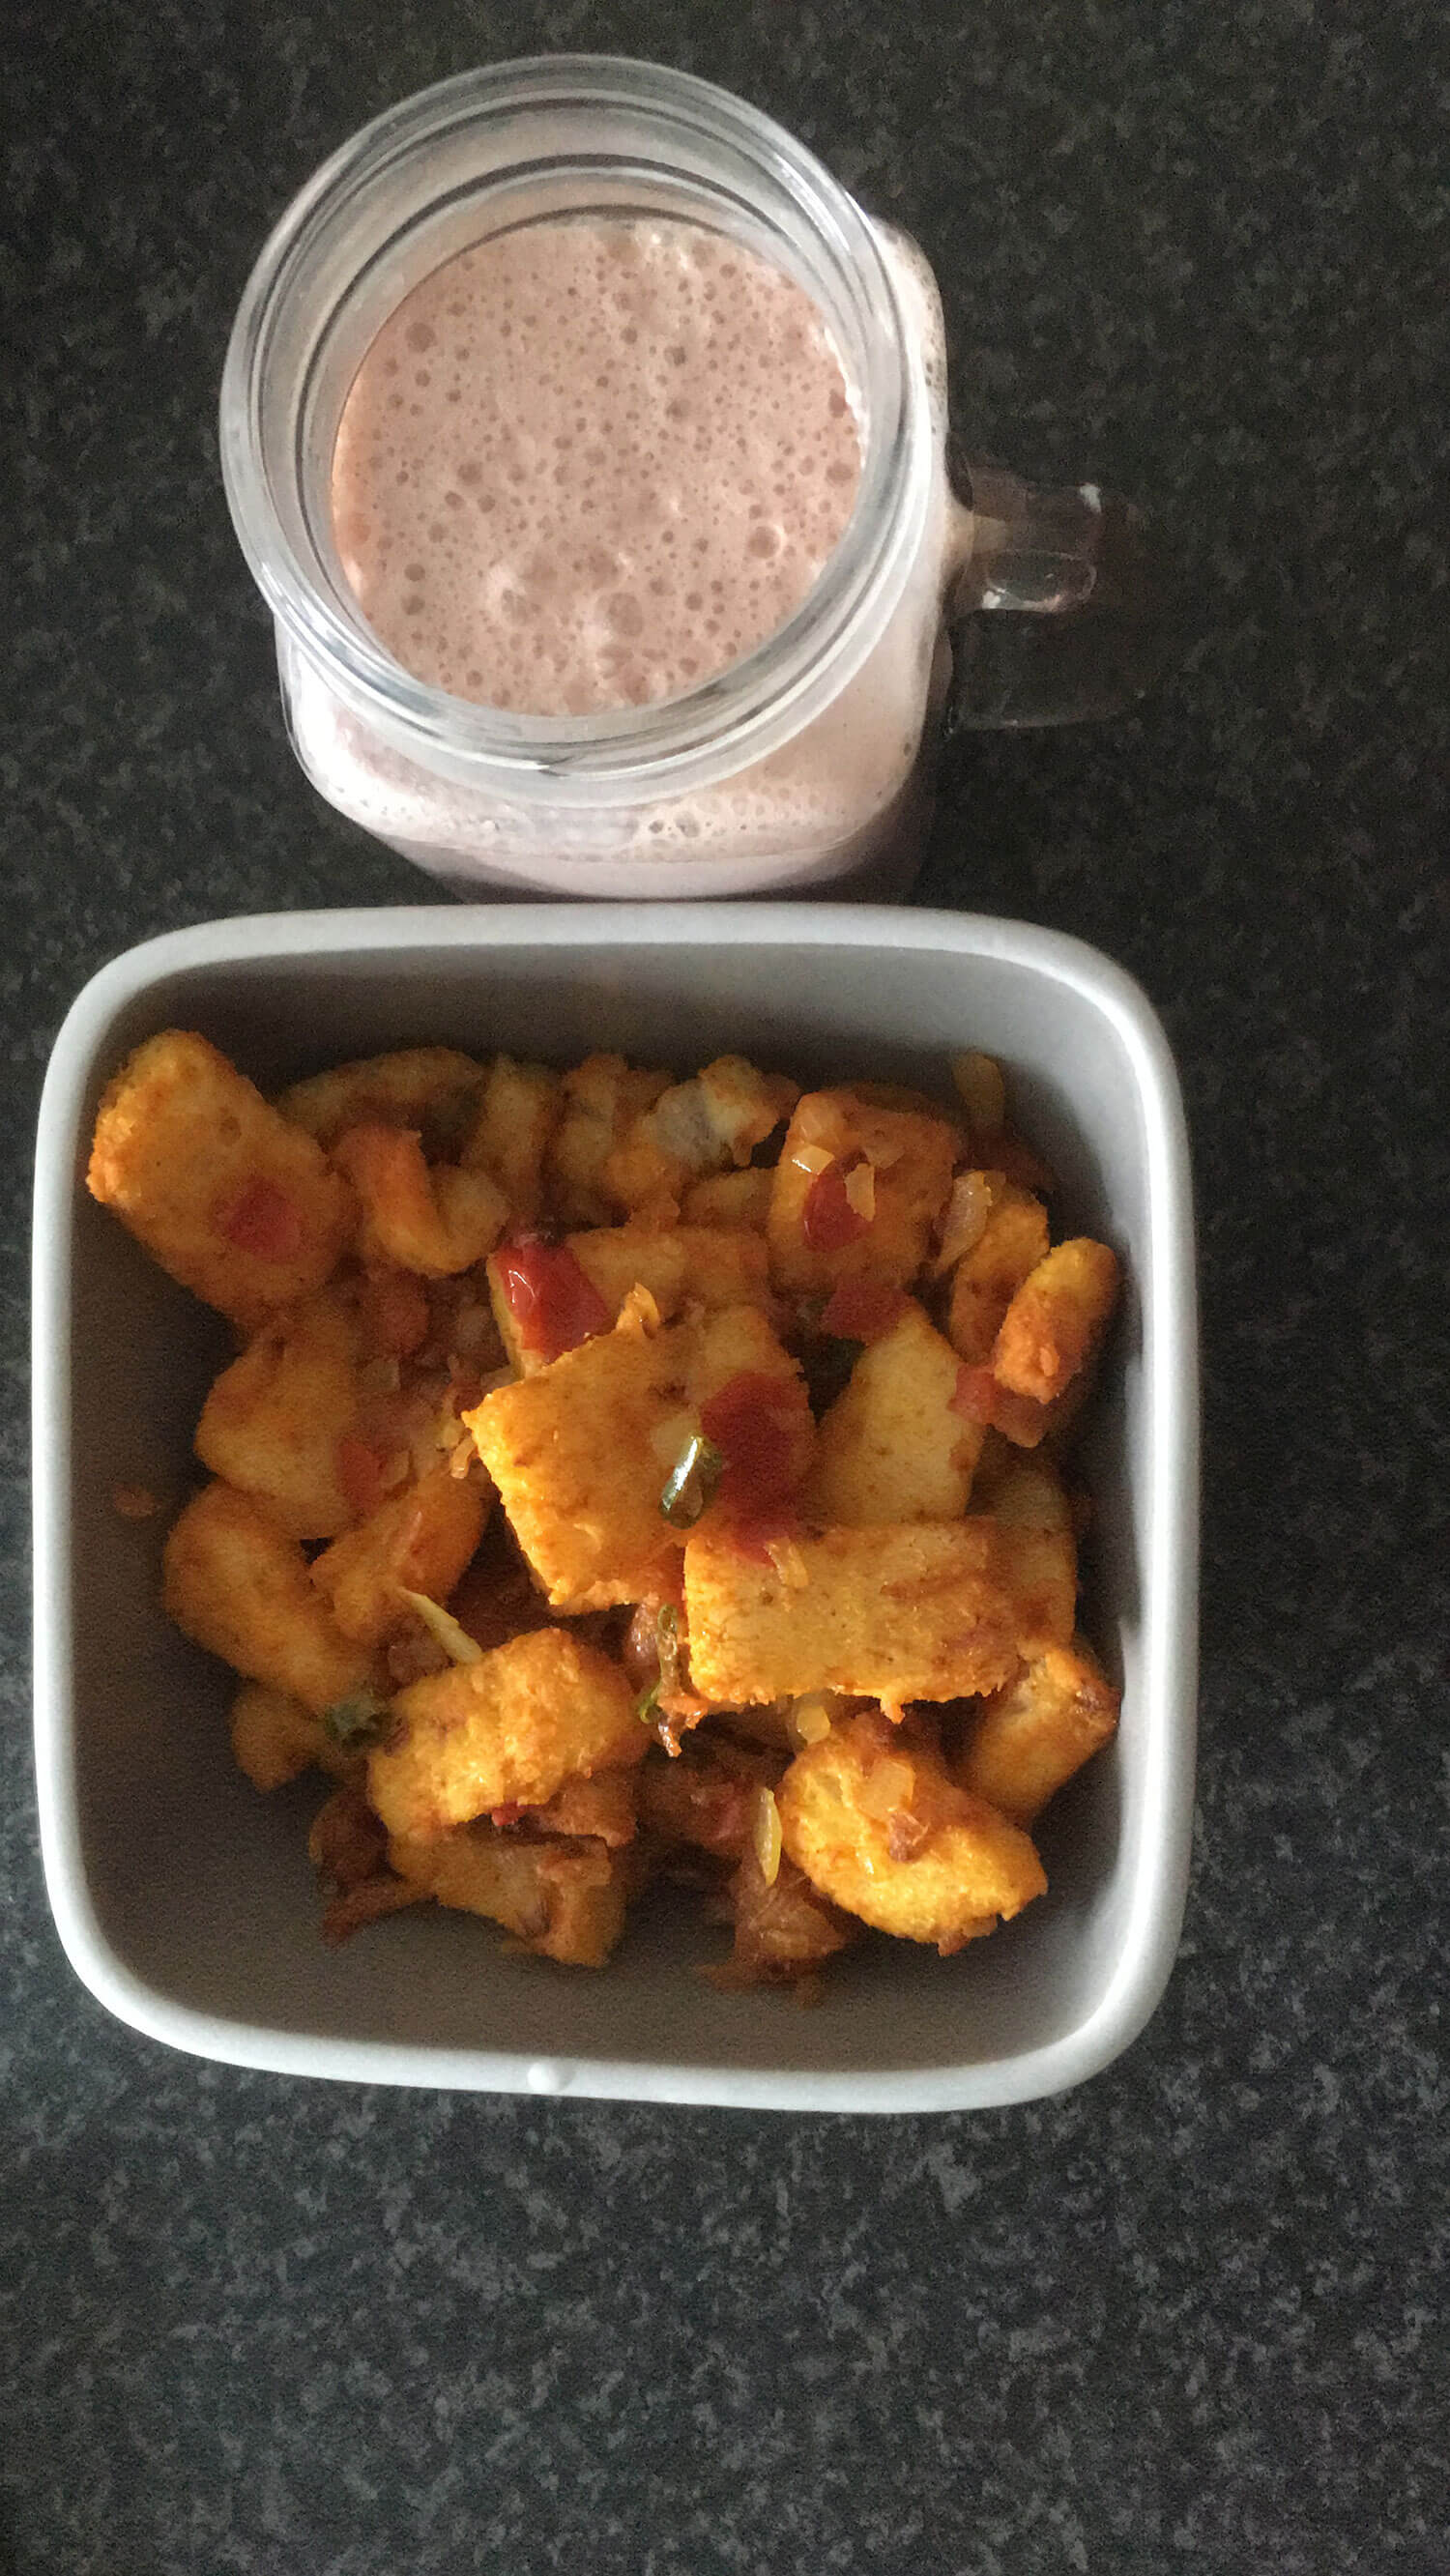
[{"left": 32, "top": 903, "right": 1199, "bottom": 2111}]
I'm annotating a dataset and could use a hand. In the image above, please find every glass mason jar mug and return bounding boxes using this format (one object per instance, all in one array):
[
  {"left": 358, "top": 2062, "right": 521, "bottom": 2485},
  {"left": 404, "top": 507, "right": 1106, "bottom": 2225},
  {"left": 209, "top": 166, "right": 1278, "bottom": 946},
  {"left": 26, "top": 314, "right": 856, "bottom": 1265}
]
[{"left": 221, "top": 58, "right": 1159, "bottom": 900}]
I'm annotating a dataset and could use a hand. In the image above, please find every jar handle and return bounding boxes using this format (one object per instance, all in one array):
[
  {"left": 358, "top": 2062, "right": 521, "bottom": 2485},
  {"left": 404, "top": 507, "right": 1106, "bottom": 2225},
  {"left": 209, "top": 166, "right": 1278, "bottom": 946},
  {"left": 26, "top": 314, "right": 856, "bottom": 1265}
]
[{"left": 945, "top": 463, "right": 1174, "bottom": 730}]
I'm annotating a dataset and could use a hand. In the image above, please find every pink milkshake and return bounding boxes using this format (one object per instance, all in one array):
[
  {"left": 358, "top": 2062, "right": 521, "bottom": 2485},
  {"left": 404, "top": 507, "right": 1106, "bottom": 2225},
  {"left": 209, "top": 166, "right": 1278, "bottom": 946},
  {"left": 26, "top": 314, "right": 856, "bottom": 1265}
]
[
  {"left": 228, "top": 64, "right": 1141, "bottom": 897},
  {"left": 330, "top": 219, "right": 864, "bottom": 717}
]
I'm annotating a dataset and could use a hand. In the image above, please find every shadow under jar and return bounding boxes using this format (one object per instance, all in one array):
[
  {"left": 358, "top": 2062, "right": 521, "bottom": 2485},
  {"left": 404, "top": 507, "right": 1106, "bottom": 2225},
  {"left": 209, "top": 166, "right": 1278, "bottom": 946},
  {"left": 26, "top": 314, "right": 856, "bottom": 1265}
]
[{"left": 221, "top": 57, "right": 1161, "bottom": 900}]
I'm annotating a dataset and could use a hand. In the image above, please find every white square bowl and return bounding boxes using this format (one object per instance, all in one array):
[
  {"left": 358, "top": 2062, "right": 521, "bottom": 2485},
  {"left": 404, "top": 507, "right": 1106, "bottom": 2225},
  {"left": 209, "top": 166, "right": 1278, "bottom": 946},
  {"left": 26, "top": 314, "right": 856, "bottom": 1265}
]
[{"left": 32, "top": 904, "right": 1198, "bottom": 2111}]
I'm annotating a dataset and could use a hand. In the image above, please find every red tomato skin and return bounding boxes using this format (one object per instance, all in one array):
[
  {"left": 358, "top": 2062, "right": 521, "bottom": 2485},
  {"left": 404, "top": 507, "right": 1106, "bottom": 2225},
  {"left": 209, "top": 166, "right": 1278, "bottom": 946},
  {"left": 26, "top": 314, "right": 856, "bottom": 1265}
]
[
  {"left": 800, "top": 1157, "right": 871, "bottom": 1253},
  {"left": 495, "top": 1239, "right": 612, "bottom": 1363}
]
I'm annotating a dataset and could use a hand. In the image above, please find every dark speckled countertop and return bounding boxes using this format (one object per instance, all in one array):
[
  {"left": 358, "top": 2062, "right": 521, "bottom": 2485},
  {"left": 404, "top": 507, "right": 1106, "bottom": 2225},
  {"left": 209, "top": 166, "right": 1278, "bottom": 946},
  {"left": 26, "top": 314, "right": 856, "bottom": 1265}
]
[{"left": 4, "top": 4, "right": 1447, "bottom": 2570}]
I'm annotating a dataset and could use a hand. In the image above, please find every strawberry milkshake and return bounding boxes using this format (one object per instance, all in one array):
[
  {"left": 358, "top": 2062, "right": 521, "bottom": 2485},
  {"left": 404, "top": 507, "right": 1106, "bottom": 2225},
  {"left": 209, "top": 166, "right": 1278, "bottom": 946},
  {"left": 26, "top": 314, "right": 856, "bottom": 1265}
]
[{"left": 330, "top": 218, "right": 865, "bottom": 718}]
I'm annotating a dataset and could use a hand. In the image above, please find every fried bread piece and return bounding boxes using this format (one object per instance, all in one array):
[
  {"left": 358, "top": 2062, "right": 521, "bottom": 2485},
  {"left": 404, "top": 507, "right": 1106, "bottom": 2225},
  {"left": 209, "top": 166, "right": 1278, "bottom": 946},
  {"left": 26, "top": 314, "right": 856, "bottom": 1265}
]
[
  {"left": 683, "top": 1521, "right": 1018, "bottom": 1713},
  {"left": 768, "top": 1087, "right": 957, "bottom": 1296},
  {"left": 88, "top": 1030, "right": 354, "bottom": 1332},
  {"left": 366, "top": 1627, "right": 643, "bottom": 1838},
  {"left": 193, "top": 1287, "right": 367, "bottom": 1540},
  {"left": 778, "top": 1712, "right": 1046, "bottom": 1951},
  {"left": 808, "top": 1298, "right": 981, "bottom": 1525},
  {"left": 162, "top": 1480, "right": 371, "bottom": 1714},
  {"left": 310, "top": 1462, "right": 489, "bottom": 1650},
  {"left": 467, "top": 1302, "right": 807, "bottom": 1610},
  {"left": 390, "top": 1824, "right": 632, "bottom": 1966},
  {"left": 956, "top": 1638, "right": 1119, "bottom": 1824}
]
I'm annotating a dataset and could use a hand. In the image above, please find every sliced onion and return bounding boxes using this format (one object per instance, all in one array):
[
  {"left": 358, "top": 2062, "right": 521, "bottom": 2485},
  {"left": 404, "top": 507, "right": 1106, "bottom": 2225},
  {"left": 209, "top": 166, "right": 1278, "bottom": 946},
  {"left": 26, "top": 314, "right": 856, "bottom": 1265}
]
[
  {"left": 398, "top": 1588, "right": 483, "bottom": 1665},
  {"left": 930, "top": 1170, "right": 996, "bottom": 1277},
  {"left": 785, "top": 1693, "right": 834, "bottom": 1749},
  {"left": 751, "top": 1785, "right": 783, "bottom": 1886},
  {"left": 842, "top": 1160, "right": 877, "bottom": 1222}
]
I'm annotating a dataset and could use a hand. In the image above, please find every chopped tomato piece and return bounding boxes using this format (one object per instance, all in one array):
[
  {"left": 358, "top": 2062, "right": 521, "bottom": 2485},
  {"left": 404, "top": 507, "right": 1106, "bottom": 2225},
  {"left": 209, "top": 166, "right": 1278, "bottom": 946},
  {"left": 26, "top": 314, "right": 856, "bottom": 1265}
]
[
  {"left": 801, "top": 1153, "right": 873, "bottom": 1252},
  {"left": 700, "top": 1371, "right": 812, "bottom": 1562},
  {"left": 495, "top": 1237, "right": 612, "bottom": 1363},
  {"left": 334, "top": 1433, "right": 391, "bottom": 1516},
  {"left": 701, "top": 1373, "right": 807, "bottom": 1509},
  {"left": 820, "top": 1278, "right": 908, "bottom": 1343},
  {"left": 213, "top": 1176, "right": 303, "bottom": 1261}
]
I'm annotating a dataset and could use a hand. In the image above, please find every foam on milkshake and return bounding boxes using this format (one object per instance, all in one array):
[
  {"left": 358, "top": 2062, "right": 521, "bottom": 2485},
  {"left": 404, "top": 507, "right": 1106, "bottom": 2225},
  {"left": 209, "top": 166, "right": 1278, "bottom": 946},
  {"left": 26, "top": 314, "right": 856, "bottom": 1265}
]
[{"left": 331, "top": 217, "right": 863, "bottom": 716}]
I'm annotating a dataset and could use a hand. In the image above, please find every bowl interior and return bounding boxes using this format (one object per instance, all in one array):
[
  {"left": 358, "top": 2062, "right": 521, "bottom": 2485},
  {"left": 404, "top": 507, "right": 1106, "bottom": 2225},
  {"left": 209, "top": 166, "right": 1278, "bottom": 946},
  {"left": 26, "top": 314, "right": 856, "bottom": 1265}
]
[{"left": 46, "top": 917, "right": 1189, "bottom": 2105}]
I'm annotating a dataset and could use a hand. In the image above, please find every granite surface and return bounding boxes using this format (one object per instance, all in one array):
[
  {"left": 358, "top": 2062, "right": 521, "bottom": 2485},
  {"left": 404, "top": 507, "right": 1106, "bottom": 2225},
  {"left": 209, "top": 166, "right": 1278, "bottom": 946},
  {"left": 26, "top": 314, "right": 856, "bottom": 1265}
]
[{"left": 4, "top": 2, "right": 1447, "bottom": 2569}]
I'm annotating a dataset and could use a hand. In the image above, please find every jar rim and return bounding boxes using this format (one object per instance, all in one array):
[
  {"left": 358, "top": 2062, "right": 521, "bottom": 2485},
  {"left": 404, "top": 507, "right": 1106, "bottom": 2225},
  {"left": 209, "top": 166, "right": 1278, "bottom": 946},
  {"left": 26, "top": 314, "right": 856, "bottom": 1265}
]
[{"left": 219, "top": 56, "right": 930, "bottom": 803}]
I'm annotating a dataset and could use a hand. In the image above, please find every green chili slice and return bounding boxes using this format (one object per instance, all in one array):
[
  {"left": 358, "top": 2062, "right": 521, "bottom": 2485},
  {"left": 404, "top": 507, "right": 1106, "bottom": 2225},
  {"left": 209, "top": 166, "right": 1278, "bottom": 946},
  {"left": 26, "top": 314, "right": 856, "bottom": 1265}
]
[{"left": 322, "top": 1687, "right": 394, "bottom": 1751}]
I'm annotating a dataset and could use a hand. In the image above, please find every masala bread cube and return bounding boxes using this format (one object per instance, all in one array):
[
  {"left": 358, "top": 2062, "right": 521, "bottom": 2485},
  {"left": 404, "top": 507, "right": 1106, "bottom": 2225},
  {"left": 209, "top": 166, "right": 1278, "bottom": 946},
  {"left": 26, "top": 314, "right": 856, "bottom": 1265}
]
[
  {"left": 808, "top": 1298, "right": 981, "bottom": 1525},
  {"left": 193, "top": 1287, "right": 367, "bottom": 1540},
  {"left": 956, "top": 1638, "right": 1120, "bottom": 1825},
  {"left": 778, "top": 1713, "right": 1046, "bottom": 1951},
  {"left": 366, "top": 1627, "right": 643, "bottom": 1839},
  {"left": 390, "top": 1825, "right": 631, "bottom": 1966},
  {"left": 310, "top": 1462, "right": 490, "bottom": 1650},
  {"left": 161, "top": 1480, "right": 371, "bottom": 1715},
  {"left": 768, "top": 1086, "right": 957, "bottom": 1296},
  {"left": 87, "top": 1030, "right": 354, "bottom": 1332},
  {"left": 683, "top": 1521, "right": 1018, "bottom": 1711}
]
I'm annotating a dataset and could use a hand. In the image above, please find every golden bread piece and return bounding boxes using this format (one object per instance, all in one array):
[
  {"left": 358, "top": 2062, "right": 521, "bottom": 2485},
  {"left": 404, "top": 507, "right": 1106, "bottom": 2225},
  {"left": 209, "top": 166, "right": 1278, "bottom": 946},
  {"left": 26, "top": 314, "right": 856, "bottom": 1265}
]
[
  {"left": 997, "top": 1524, "right": 1078, "bottom": 1659},
  {"left": 389, "top": 1824, "right": 631, "bottom": 1966},
  {"left": 466, "top": 1302, "right": 806, "bottom": 1610},
  {"left": 683, "top": 1520, "right": 1018, "bottom": 1712},
  {"left": 956, "top": 1637, "right": 1119, "bottom": 1824},
  {"left": 458, "top": 1055, "right": 563, "bottom": 1220},
  {"left": 768, "top": 1086, "right": 957, "bottom": 1294},
  {"left": 331, "top": 1123, "right": 508, "bottom": 1276},
  {"left": 976, "top": 1452, "right": 1078, "bottom": 1655},
  {"left": 570, "top": 1225, "right": 771, "bottom": 1330},
  {"left": 542, "top": 1054, "right": 673, "bottom": 1226},
  {"left": 162, "top": 1480, "right": 370, "bottom": 1715},
  {"left": 275, "top": 1048, "right": 485, "bottom": 1150},
  {"left": 366, "top": 1627, "right": 643, "bottom": 1838},
  {"left": 945, "top": 1182, "right": 1051, "bottom": 1364},
  {"left": 310, "top": 1462, "right": 490, "bottom": 1650},
  {"left": 489, "top": 1224, "right": 772, "bottom": 1379},
  {"left": 808, "top": 1298, "right": 981, "bottom": 1525},
  {"left": 992, "top": 1237, "right": 1120, "bottom": 1404},
  {"left": 87, "top": 1030, "right": 354, "bottom": 1332},
  {"left": 778, "top": 1713, "right": 1046, "bottom": 1951},
  {"left": 193, "top": 1288, "right": 366, "bottom": 1540}
]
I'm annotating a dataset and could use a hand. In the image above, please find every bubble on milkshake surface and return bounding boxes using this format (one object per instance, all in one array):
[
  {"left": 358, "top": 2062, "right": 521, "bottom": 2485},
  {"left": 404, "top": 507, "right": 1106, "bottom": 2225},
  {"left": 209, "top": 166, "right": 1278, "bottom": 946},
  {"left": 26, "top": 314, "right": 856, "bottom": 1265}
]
[{"left": 330, "top": 212, "right": 861, "bottom": 714}]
